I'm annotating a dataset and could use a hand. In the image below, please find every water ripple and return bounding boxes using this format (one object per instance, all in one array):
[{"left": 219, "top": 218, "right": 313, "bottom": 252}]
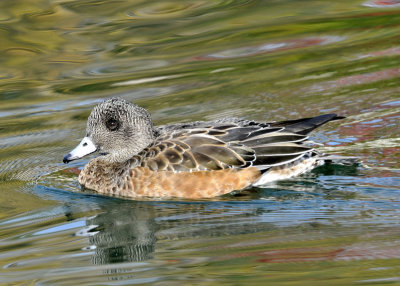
[
  {"left": 61, "top": 59, "right": 170, "bottom": 79},
  {"left": 196, "top": 36, "right": 345, "bottom": 60}
]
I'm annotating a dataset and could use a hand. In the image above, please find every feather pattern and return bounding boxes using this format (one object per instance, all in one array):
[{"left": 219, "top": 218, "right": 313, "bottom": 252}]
[{"left": 128, "top": 116, "right": 335, "bottom": 174}]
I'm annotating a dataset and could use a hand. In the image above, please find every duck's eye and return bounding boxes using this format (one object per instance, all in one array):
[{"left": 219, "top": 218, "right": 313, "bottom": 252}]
[{"left": 106, "top": 118, "right": 119, "bottom": 131}]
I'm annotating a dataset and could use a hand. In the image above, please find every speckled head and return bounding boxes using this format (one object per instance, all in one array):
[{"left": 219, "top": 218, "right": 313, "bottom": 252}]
[{"left": 63, "top": 97, "right": 156, "bottom": 164}]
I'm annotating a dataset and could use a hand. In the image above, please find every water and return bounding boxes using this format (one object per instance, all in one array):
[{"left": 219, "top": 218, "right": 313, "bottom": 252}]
[{"left": 0, "top": 0, "right": 400, "bottom": 284}]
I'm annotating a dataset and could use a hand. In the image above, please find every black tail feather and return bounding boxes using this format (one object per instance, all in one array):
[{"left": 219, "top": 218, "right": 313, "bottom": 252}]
[{"left": 269, "top": 114, "right": 345, "bottom": 135}]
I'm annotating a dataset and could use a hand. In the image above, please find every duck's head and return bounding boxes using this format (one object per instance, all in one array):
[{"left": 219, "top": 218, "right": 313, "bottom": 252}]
[{"left": 63, "top": 97, "right": 156, "bottom": 164}]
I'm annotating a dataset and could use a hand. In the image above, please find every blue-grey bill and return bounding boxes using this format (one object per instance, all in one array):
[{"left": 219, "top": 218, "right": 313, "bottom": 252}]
[{"left": 63, "top": 136, "right": 97, "bottom": 163}]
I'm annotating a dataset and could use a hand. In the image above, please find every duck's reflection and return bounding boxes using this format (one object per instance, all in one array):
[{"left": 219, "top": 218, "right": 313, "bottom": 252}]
[
  {"left": 76, "top": 199, "right": 271, "bottom": 265},
  {"left": 78, "top": 202, "right": 157, "bottom": 264}
]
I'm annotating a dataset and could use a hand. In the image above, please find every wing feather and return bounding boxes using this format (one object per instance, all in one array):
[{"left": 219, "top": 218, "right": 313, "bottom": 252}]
[
  {"left": 193, "top": 145, "right": 246, "bottom": 166},
  {"left": 251, "top": 143, "right": 311, "bottom": 156}
]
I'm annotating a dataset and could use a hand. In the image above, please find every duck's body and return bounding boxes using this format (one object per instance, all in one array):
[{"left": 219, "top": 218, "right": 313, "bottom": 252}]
[{"left": 64, "top": 98, "right": 345, "bottom": 199}]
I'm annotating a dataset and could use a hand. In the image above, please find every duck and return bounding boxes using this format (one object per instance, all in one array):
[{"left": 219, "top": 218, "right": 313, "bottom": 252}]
[{"left": 63, "top": 97, "right": 347, "bottom": 199}]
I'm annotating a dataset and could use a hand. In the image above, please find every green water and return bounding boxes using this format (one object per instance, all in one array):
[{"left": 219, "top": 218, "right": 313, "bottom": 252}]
[{"left": 1, "top": 0, "right": 400, "bottom": 284}]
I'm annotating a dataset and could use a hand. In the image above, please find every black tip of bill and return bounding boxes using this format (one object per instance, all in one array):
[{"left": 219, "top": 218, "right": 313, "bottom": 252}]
[{"left": 63, "top": 154, "right": 72, "bottom": 164}]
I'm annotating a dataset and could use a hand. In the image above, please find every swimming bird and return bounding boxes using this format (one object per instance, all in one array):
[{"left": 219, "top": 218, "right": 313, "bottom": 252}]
[{"left": 63, "top": 97, "right": 347, "bottom": 199}]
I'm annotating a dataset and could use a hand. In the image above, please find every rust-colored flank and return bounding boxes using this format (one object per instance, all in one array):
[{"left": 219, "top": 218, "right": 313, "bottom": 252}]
[{"left": 79, "top": 160, "right": 261, "bottom": 199}]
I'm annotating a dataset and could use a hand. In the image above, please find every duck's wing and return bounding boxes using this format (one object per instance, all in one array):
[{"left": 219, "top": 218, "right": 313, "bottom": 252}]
[{"left": 131, "top": 122, "right": 314, "bottom": 173}]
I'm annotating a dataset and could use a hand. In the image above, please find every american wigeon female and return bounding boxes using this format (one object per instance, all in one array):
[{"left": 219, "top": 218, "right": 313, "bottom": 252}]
[{"left": 64, "top": 97, "right": 345, "bottom": 199}]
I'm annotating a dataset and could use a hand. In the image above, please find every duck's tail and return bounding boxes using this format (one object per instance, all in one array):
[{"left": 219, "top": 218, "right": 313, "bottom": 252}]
[{"left": 269, "top": 114, "right": 345, "bottom": 135}]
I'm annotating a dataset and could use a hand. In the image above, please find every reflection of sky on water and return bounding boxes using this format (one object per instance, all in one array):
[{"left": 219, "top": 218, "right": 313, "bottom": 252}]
[
  {"left": 197, "top": 36, "right": 345, "bottom": 60},
  {"left": 363, "top": 0, "right": 400, "bottom": 8}
]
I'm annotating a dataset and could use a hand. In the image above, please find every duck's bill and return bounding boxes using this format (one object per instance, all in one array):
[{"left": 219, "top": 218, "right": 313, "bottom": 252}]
[{"left": 63, "top": 137, "right": 97, "bottom": 163}]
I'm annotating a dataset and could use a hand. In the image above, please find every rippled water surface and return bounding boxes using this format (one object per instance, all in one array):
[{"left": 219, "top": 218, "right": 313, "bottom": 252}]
[{"left": 1, "top": 0, "right": 400, "bottom": 285}]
